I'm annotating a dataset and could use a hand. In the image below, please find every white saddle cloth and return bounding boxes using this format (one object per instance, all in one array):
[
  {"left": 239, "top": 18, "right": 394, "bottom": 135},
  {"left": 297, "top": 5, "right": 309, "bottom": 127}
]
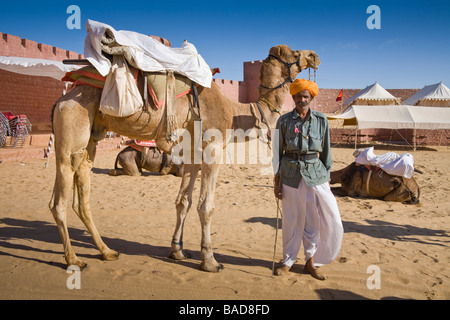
[
  {"left": 84, "top": 19, "right": 212, "bottom": 88},
  {"left": 353, "top": 147, "right": 415, "bottom": 179}
]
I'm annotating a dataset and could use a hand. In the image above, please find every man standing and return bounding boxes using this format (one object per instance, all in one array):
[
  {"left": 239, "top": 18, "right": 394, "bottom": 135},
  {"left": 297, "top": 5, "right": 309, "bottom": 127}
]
[{"left": 273, "top": 79, "right": 343, "bottom": 280}]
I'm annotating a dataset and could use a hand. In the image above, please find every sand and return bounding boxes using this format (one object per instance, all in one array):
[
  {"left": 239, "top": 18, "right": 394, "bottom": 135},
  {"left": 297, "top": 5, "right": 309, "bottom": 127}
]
[{"left": 0, "top": 143, "right": 449, "bottom": 300}]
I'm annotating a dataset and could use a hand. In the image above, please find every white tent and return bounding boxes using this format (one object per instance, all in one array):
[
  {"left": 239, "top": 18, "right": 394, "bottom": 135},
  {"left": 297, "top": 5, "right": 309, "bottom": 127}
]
[
  {"left": 403, "top": 82, "right": 450, "bottom": 107},
  {"left": 343, "top": 82, "right": 401, "bottom": 109},
  {"left": 0, "top": 56, "right": 80, "bottom": 80},
  {"left": 328, "top": 105, "right": 450, "bottom": 149},
  {"left": 329, "top": 105, "right": 450, "bottom": 130}
]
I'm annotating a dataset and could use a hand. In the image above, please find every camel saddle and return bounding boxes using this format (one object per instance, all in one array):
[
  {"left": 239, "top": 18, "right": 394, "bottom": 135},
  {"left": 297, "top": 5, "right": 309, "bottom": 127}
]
[
  {"left": 63, "top": 65, "right": 193, "bottom": 111},
  {"left": 63, "top": 58, "right": 218, "bottom": 145},
  {"left": 145, "top": 67, "right": 219, "bottom": 109},
  {"left": 62, "top": 63, "right": 220, "bottom": 111}
]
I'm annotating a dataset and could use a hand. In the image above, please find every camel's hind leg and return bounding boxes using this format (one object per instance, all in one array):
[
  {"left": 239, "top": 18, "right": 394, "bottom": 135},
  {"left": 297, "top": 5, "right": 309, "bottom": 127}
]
[
  {"left": 197, "top": 162, "right": 223, "bottom": 272},
  {"left": 170, "top": 163, "right": 200, "bottom": 260},
  {"left": 72, "top": 138, "right": 119, "bottom": 262},
  {"left": 49, "top": 86, "right": 116, "bottom": 268},
  {"left": 49, "top": 99, "right": 91, "bottom": 268},
  {"left": 49, "top": 159, "right": 85, "bottom": 269}
]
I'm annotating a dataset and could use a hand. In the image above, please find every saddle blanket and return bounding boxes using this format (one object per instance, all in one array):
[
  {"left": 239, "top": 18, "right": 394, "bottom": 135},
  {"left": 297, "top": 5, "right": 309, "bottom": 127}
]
[
  {"left": 353, "top": 147, "right": 414, "bottom": 179},
  {"left": 126, "top": 140, "right": 157, "bottom": 153},
  {"left": 133, "top": 140, "right": 156, "bottom": 147},
  {"left": 62, "top": 66, "right": 195, "bottom": 110}
]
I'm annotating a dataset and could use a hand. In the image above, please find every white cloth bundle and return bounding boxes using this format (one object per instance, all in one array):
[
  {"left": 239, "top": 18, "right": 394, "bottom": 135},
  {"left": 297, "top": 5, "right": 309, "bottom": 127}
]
[
  {"left": 354, "top": 147, "right": 415, "bottom": 179},
  {"left": 84, "top": 19, "right": 212, "bottom": 88}
]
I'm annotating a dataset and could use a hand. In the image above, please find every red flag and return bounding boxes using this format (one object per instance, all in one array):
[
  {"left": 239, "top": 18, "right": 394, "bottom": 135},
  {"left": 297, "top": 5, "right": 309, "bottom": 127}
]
[{"left": 336, "top": 89, "right": 343, "bottom": 101}]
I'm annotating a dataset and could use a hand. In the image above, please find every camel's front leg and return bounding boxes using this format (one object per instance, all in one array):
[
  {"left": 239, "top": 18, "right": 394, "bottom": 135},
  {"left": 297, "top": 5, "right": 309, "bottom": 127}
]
[
  {"left": 383, "top": 185, "right": 411, "bottom": 203},
  {"left": 197, "top": 162, "right": 223, "bottom": 272},
  {"left": 170, "top": 163, "right": 200, "bottom": 260}
]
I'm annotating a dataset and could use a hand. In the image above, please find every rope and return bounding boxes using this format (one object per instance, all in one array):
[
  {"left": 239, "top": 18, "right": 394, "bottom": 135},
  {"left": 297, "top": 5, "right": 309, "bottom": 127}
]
[
  {"left": 44, "top": 133, "right": 54, "bottom": 168},
  {"left": 259, "top": 98, "right": 281, "bottom": 115},
  {"left": 366, "top": 169, "right": 373, "bottom": 195},
  {"left": 118, "top": 136, "right": 126, "bottom": 148},
  {"left": 309, "top": 55, "right": 318, "bottom": 83},
  {"left": 43, "top": 133, "right": 54, "bottom": 160}
]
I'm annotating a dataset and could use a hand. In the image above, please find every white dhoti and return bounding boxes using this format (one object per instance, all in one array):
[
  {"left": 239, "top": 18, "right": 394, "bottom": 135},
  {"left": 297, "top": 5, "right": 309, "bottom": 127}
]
[{"left": 281, "top": 179, "right": 343, "bottom": 267}]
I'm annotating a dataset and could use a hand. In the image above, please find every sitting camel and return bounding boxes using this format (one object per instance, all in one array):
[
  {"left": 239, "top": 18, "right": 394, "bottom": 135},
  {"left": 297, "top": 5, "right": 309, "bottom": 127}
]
[
  {"left": 109, "top": 141, "right": 182, "bottom": 177},
  {"left": 330, "top": 162, "right": 420, "bottom": 204}
]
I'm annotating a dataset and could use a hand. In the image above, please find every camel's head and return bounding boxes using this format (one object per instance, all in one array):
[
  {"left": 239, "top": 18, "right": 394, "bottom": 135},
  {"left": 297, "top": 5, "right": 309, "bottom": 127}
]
[
  {"left": 257, "top": 45, "right": 321, "bottom": 130},
  {"left": 297, "top": 49, "right": 320, "bottom": 71},
  {"left": 260, "top": 45, "right": 321, "bottom": 90},
  {"left": 269, "top": 45, "right": 320, "bottom": 70}
]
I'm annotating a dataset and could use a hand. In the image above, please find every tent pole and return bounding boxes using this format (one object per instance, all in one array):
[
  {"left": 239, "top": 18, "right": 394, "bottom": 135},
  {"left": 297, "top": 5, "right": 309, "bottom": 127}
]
[{"left": 413, "top": 128, "right": 416, "bottom": 151}]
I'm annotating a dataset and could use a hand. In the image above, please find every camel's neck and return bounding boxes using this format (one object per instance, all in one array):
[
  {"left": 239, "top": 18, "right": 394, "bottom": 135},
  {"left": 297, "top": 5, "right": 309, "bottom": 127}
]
[
  {"left": 229, "top": 79, "right": 290, "bottom": 114},
  {"left": 256, "top": 84, "right": 289, "bottom": 112},
  {"left": 226, "top": 84, "right": 288, "bottom": 132}
]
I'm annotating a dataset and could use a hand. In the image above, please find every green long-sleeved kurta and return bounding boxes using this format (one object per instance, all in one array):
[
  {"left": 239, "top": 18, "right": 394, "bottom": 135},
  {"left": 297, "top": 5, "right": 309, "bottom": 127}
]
[{"left": 273, "top": 108, "right": 332, "bottom": 188}]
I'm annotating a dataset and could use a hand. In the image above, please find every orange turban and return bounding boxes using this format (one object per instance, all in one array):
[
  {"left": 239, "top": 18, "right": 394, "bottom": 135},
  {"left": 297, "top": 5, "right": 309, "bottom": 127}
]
[{"left": 289, "top": 79, "right": 319, "bottom": 98}]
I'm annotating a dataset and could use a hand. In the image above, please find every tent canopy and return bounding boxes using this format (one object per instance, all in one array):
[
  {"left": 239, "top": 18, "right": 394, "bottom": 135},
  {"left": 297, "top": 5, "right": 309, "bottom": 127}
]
[
  {"left": 343, "top": 82, "right": 401, "bottom": 108},
  {"left": 403, "top": 82, "right": 450, "bottom": 107},
  {"left": 328, "top": 105, "right": 450, "bottom": 130},
  {"left": 0, "top": 56, "right": 80, "bottom": 80}
]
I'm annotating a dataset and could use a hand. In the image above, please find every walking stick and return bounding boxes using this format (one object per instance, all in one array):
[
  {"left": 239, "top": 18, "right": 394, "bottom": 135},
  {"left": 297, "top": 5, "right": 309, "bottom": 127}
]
[
  {"left": 272, "top": 197, "right": 282, "bottom": 275},
  {"left": 272, "top": 173, "right": 282, "bottom": 275}
]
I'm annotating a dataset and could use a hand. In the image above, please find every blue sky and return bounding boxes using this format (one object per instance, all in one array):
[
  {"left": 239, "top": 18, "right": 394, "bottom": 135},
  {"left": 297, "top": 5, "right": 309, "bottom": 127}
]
[{"left": 1, "top": 0, "right": 449, "bottom": 88}]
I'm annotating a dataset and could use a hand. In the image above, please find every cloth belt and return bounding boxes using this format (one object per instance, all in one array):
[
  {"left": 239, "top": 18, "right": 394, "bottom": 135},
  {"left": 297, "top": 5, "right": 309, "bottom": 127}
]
[{"left": 284, "top": 152, "right": 318, "bottom": 161}]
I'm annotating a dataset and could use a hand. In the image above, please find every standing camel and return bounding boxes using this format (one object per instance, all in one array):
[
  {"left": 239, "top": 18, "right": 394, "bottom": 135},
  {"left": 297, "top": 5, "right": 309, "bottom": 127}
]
[{"left": 49, "top": 44, "right": 320, "bottom": 272}]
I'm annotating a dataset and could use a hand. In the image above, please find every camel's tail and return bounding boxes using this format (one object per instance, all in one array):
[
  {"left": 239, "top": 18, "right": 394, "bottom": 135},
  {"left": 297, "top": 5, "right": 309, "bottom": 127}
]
[{"left": 50, "top": 103, "right": 57, "bottom": 134}]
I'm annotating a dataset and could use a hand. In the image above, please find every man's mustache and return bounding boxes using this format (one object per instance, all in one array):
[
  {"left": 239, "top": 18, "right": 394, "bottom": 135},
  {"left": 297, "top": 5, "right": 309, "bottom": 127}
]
[{"left": 296, "top": 101, "right": 309, "bottom": 107}]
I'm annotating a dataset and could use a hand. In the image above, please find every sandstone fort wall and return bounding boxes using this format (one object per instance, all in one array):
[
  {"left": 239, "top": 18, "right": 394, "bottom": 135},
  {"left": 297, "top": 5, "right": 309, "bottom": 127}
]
[{"left": 0, "top": 33, "right": 447, "bottom": 146}]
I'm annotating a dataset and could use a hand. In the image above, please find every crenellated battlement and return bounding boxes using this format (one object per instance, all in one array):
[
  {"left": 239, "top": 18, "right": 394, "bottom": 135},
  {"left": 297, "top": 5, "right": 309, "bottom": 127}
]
[
  {"left": 1, "top": 32, "right": 445, "bottom": 146},
  {"left": 0, "top": 32, "right": 83, "bottom": 60}
]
